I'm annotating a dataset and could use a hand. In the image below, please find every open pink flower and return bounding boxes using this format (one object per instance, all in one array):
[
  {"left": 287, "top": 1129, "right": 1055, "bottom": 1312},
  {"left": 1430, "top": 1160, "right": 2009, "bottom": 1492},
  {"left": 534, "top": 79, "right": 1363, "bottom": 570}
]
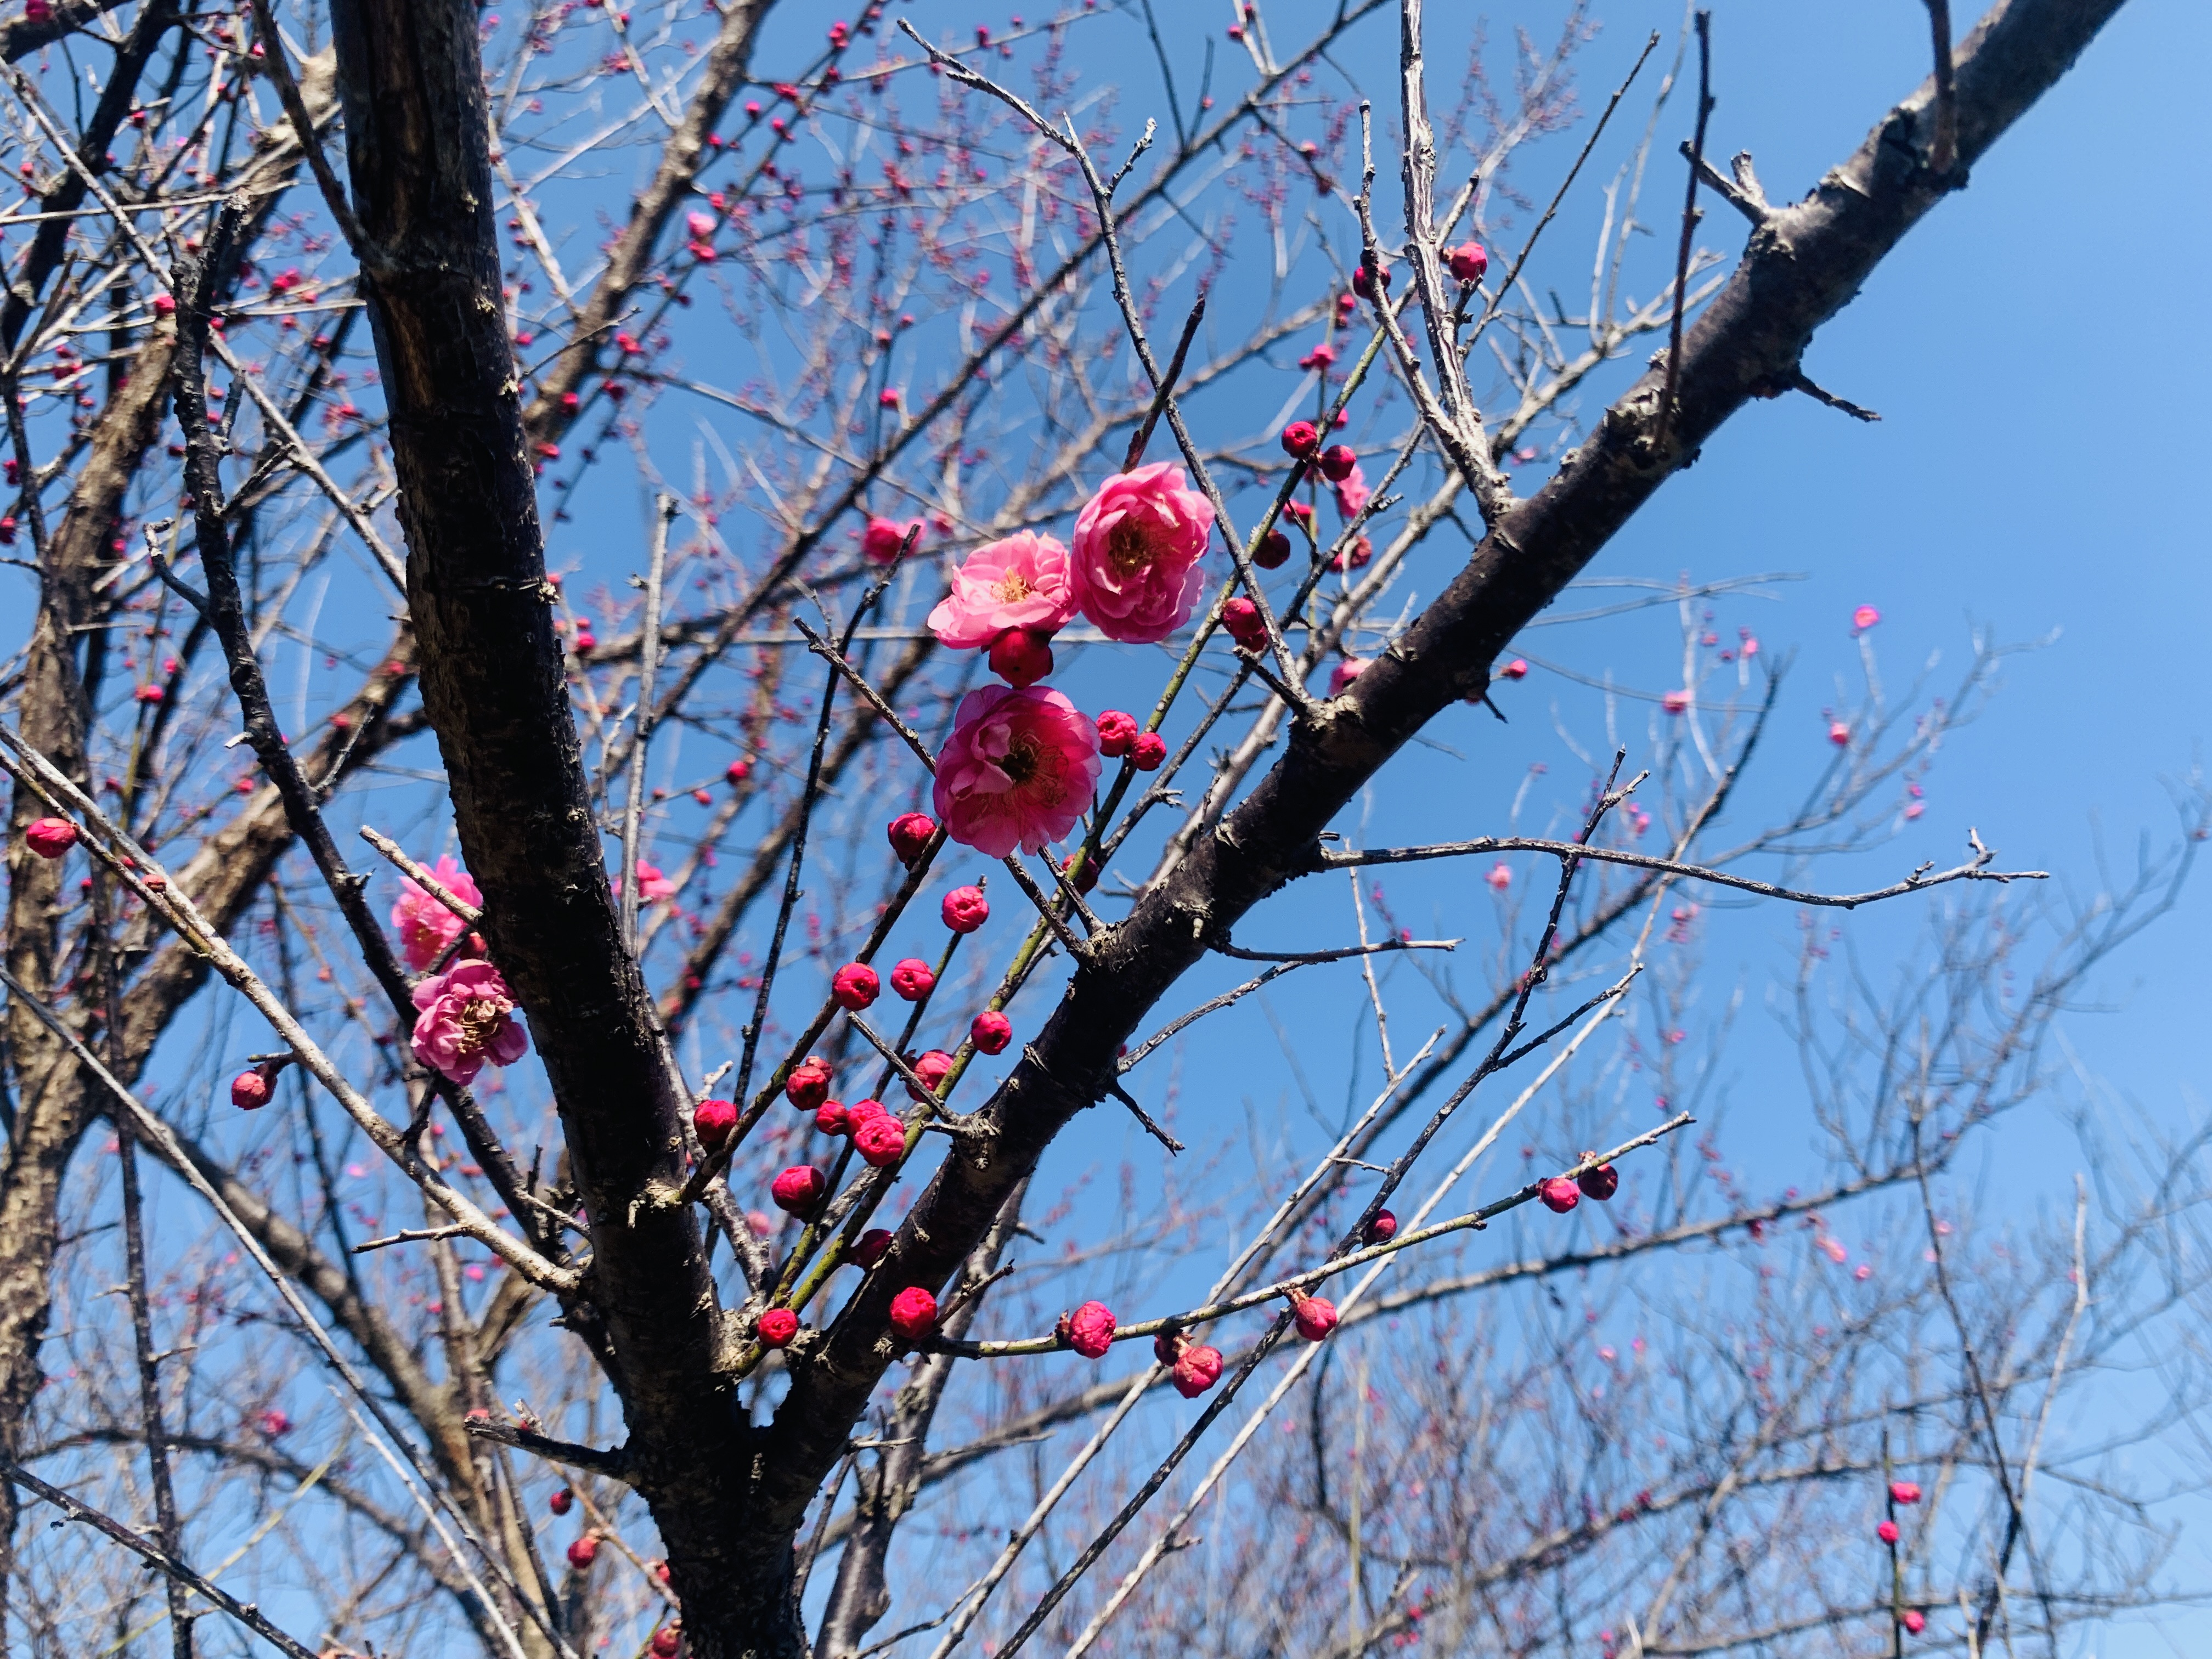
[
  {"left": 409, "top": 960, "right": 529, "bottom": 1085},
  {"left": 927, "top": 531, "right": 1079, "bottom": 648},
  {"left": 391, "top": 856, "right": 482, "bottom": 971},
  {"left": 1070, "top": 462, "right": 1215, "bottom": 644},
  {"left": 932, "top": 685, "right": 1100, "bottom": 857},
  {"left": 630, "top": 861, "right": 677, "bottom": 902}
]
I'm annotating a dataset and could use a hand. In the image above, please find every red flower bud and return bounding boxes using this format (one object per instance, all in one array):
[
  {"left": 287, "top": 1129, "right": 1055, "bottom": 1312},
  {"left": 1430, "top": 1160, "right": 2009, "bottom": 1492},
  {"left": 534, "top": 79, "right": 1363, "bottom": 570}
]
[
  {"left": 1291, "top": 1291, "right": 1338, "bottom": 1342},
  {"left": 1220, "top": 597, "right": 1267, "bottom": 652},
  {"left": 1447, "top": 241, "right": 1488, "bottom": 283},
  {"left": 987, "top": 626, "right": 1055, "bottom": 687},
  {"left": 1877, "top": 1520, "right": 1899, "bottom": 1544},
  {"left": 650, "top": 1628, "right": 681, "bottom": 1658},
  {"left": 1153, "top": 1329, "right": 1187, "bottom": 1365},
  {"left": 889, "top": 957, "right": 936, "bottom": 1001},
  {"left": 230, "top": 1068, "right": 271, "bottom": 1110},
  {"left": 971, "top": 1009, "right": 1013, "bottom": 1054},
  {"left": 847, "top": 1096, "right": 886, "bottom": 1127},
  {"left": 1352, "top": 259, "right": 1390, "bottom": 298},
  {"left": 1129, "top": 731, "right": 1167, "bottom": 771},
  {"left": 1363, "top": 1209, "right": 1397, "bottom": 1245},
  {"left": 770, "top": 1165, "right": 827, "bottom": 1215},
  {"left": 1095, "top": 709, "right": 1138, "bottom": 758},
  {"left": 1576, "top": 1157, "right": 1618, "bottom": 1201},
  {"left": 1173, "top": 1344, "right": 1224, "bottom": 1397},
  {"left": 854, "top": 1114, "right": 906, "bottom": 1167},
  {"left": 1319, "top": 444, "right": 1357, "bottom": 482},
  {"left": 889, "top": 1284, "right": 938, "bottom": 1342},
  {"left": 1060, "top": 851, "right": 1098, "bottom": 894},
  {"left": 1063, "top": 1300, "right": 1116, "bottom": 1358},
  {"left": 550, "top": 1487, "right": 572, "bottom": 1515},
  {"left": 941, "top": 884, "right": 990, "bottom": 933},
  {"left": 785, "top": 1056, "right": 833, "bottom": 1110},
  {"left": 832, "top": 962, "right": 879, "bottom": 1009},
  {"left": 852, "top": 1227, "right": 893, "bottom": 1267},
  {"left": 567, "top": 1536, "right": 599, "bottom": 1570},
  {"left": 693, "top": 1097, "right": 737, "bottom": 1152},
  {"left": 727, "top": 757, "right": 753, "bottom": 786},
  {"left": 1279, "top": 420, "right": 1321, "bottom": 459},
  {"left": 1539, "top": 1176, "right": 1581, "bottom": 1214},
  {"left": 1498, "top": 657, "right": 1528, "bottom": 680},
  {"left": 1889, "top": 1480, "right": 1922, "bottom": 1505},
  {"left": 904, "top": 1051, "right": 953, "bottom": 1101},
  {"left": 24, "top": 818, "right": 77, "bottom": 859},
  {"left": 887, "top": 811, "right": 936, "bottom": 864},
  {"left": 1901, "top": 1611, "right": 1925, "bottom": 1636},
  {"left": 815, "top": 1100, "right": 851, "bottom": 1136},
  {"left": 757, "top": 1307, "right": 799, "bottom": 1347},
  {"left": 1254, "top": 528, "right": 1292, "bottom": 569}
]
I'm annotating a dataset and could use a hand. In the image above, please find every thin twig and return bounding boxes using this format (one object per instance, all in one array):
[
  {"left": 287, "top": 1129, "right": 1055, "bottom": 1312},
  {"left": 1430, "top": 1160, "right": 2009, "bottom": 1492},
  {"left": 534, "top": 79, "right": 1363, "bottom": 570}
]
[{"left": 1659, "top": 12, "right": 1714, "bottom": 445}]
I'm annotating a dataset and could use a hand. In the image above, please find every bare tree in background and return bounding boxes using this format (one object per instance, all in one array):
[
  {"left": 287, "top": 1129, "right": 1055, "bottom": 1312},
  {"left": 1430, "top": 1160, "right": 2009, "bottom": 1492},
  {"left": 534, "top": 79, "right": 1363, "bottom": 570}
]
[{"left": 0, "top": 1, "right": 2202, "bottom": 1657}]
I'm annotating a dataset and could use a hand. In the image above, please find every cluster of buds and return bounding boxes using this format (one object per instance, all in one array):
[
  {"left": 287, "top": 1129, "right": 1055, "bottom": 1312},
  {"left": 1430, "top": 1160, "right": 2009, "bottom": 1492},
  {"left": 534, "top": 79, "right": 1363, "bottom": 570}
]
[{"left": 1538, "top": 1153, "right": 1620, "bottom": 1214}]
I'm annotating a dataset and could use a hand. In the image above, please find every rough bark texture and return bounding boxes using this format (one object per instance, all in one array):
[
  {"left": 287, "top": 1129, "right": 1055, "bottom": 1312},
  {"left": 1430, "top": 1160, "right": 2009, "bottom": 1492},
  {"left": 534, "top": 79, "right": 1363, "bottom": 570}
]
[
  {"left": 317, "top": 0, "right": 2124, "bottom": 1651},
  {"left": 325, "top": 0, "right": 789, "bottom": 1651}
]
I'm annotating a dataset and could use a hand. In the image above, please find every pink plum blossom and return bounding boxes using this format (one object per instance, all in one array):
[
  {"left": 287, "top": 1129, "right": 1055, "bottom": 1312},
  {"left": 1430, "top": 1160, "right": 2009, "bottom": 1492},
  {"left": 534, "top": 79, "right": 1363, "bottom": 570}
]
[
  {"left": 862, "top": 516, "right": 922, "bottom": 565},
  {"left": 1853, "top": 604, "right": 1881, "bottom": 632},
  {"left": 630, "top": 861, "right": 677, "bottom": 902},
  {"left": 1486, "top": 864, "right": 1511, "bottom": 891},
  {"left": 1662, "top": 690, "right": 1690, "bottom": 715},
  {"left": 932, "top": 684, "right": 1100, "bottom": 857},
  {"left": 391, "top": 856, "right": 482, "bottom": 971},
  {"left": 1331, "top": 461, "right": 1370, "bottom": 520},
  {"left": 1070, "top": 462, "right": 1215, "bottom": 644},
  {"left": 926, "top": 531, "right": 1080, "bottom": 649},
  {"left": 410, "top": 960, "right": 529, "bottom": 1085}
]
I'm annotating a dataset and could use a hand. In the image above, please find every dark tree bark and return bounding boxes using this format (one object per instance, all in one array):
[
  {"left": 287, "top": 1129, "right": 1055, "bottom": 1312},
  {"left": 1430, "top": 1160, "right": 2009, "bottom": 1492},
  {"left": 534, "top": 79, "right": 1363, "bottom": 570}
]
[{"left": 316, "top": 0, "right": 2128, "bottom": 1651}]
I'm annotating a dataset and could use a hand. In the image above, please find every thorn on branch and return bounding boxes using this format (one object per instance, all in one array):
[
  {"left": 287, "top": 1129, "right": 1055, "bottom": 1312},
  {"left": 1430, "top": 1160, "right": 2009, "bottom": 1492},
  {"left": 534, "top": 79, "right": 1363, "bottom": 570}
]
[
  {"left": 1107, "top": 1080, "right": 1183, "bottom": 1155},
  {"left": 1751, "top": 367, "right": 1881, "bottom": 423}
]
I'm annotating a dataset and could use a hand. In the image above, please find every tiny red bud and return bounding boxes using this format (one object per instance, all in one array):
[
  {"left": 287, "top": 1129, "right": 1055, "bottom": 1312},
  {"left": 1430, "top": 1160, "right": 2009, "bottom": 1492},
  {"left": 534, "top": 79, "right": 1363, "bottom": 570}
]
[
  {"left": 757, "top": 1306, "right": 799, "bottom": 1347},
  {"left": 1095, "top": 709, "right": 1137, "bottom": 758},
  {"left": 832, "top": 962, "right": 879, "bottom": 1009},
  {"left": 889, "top": 1284, "right": 938, "bottom": 1342},
  {"left": 970, "top": 1009, "right": 1013, "bottom": 1054},
  {"left": 854, "top": 1115, "right": 906, "bottom": 1167},
  {"left": 986, "top": 626, "right": 1054, "bottom": 687},
  {"left": 889, "top": 957, "right": 936, "bottom": 1001},
  {"left": 887, "top": 811, "right": 936, "bottom": 864},
  {"left": 549, "top": 1488, "right": 573, "bottom": 1515},
  {"left": 24, "top": 818, "right": 78, "bottom": 859},
  {"left": 814, "top": 1100, "right": 851, "bottom": 1136},
  {"left": 650, "top": 1629, "right": 681, "bottom": 1658},
  {"left": 1576, "top": 1158, "right": 1618, "bottom": 1201},
  {"left": 1128, "top": 731, "right": 1167, "bottom": 771},
  {"left": 230, "top": 1068, "right": 272, "bottom": 1110},
  {"left": 785, "top": 1057, "right": 833, "bottom": 1109},
  {"left": 770, "top": 1165, "right": 827, "bottom": 1215},
  {"left": 693, "top": 1097, "right": 737, "bottom": 1152},
  {"left": 1363, "top": 1209, "right": 1397, "bottom": 1245},
  {"left": 1172, "top": 1344, "right": 1224, "bottom": 1397},
  {"left": 851, "top": 1227, "right": 893, "bottom": 1267},
  {"left": 1291, "top": 1292, "right": 1338, "bottom": 1342},
  {"left": 1319, "top": 444, "right": 1357, "bottom": 482},
  {"left": 567, "top": 1536, "right": 599, "bottom": 1570},
  {"left": 1877, "top": 1520, "right": 1899, "bottom": 1544},
  {"left": 1889, "top": 1480, "right": 1922, "bottom": 1505},
  {"left": 1220, "top": 597, "right": 1267, "bottom": 652},
  {"left": 1064, "top": 1300, "right": 1116, "bottom": 1358},
  {"left": 1279, "top": 420, "right": 1321, "bottom": 459},
  {"left": 1901, "top": 1610, "right": 1925, "bottom": 1636},
  {"left": 904, "top": 1051, "right": 953, "bottom": 1102},
  {"left": 941, "top": 884, "right": 990, "bottom": 933},
  {"left": 1254, "top": 528, "right": 1292, "bottom": 569},
  {"left": 1539, "top": 1176, "right": 1581, "bottom": 1214},
  {"left": 1447, "top": 240, "right": 1488, "bottom": 283}
]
